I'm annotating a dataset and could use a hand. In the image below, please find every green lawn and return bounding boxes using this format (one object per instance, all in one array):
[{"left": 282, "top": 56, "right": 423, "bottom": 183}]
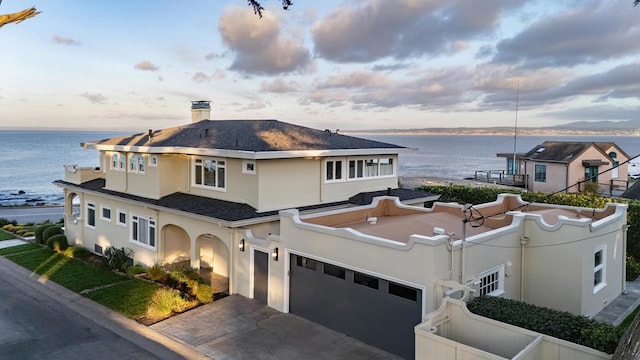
[
  {"left": 0, "top": 243, "right": 41, "bottom": 255},
  {"left": 85, "top": 280, "right": 160, "bottom": 319},
  {"left": 0, "top": 230, "right": 15, "bottom": 241}
]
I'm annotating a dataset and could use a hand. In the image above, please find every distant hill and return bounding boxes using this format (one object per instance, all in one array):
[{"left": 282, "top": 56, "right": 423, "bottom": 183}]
[{"left": 345, "top": 120, "right": 640, "bottom": 136}]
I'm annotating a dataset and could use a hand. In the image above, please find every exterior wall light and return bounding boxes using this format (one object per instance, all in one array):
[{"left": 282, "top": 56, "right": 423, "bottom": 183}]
[
  {"left": 272, "top": 247, "right": 279, "bottom": 261},
  {"left": 239, "top": 239, "right": 245, "bottom": 252}
]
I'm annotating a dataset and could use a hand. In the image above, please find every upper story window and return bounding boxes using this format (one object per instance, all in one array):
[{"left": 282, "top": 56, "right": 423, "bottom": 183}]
[
  {"left": 110, "top": 152, "right": 126, "bottom": 171},
  {"left": 534, "top": 164, "right": 546, "bottom": 182},
  {"left": 149, "top": 155, "right": 158, "bottom": 167},
  {"left": 348, "top": 157, "right": 395, "bottom": 180},
  {"left": 478, "top": 264, "right": 505, "bottom": 297},
  {"left": 608, "top": 152, "right": 617, "bottom": 159},
  {"left": 242, "top": 160, "right": 256, "bottom": 175},
  {"left": 194, "top": 158, "right": 226, "bottom": 190},
  {"left": 129, "top": 154, "right": 145, "bottom": 174},
  {"left": 325, "top": 160, "right": 344, "bottom": 182}
]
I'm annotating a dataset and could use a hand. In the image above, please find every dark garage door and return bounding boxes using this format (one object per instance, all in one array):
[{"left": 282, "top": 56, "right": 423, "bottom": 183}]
[{"left": 289, "top": 254, "right": 422, "bottom": 359}]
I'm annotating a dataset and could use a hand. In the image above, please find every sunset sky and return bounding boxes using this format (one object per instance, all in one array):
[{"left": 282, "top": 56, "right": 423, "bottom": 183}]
[{"left": 1, "top": 0, "right": 639, "bottom": 131}]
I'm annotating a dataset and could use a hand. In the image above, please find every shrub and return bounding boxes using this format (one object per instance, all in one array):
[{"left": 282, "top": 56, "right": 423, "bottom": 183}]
[
  {"left": 22, "top": 231, "right": 35, "bottom": 237},
  {"left": 195, "top": 283, "right": 214, "bottom": 303},
  {"left": 46, "top": 234, "right": 68, "bottom": 251},
  {"left": 627, "top": 255, "right": 640, "bottom": 281},
  {"left": 147, "top": 264, "right": 167, "bottom": 282},
  {"left": 0, "top": 218, "right": 17, "bottom": 227},
  {"left": 102, "top": 246, "right": 133, "bottom": 271},
  {"left": 146, "top": 288, "right": 191, "bottom": 322},
  {"left": 467, "top": 296, "right": 619, "bottom": 354},
  {"left": 126, "top": 264, "right": 146, "bottom": 277},
  {"left": 2, "top": 224, "right": 15, "bottom": 231},
  {"left": 63, "top": 246, "right": 91, "bottom": 259},
  {"left": 36, "top": 225, "right": 62, "bottom": 244}
]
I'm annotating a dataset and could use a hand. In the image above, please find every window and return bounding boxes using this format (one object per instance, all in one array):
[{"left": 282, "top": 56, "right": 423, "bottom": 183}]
[
  {"left": 194, "top": 158, "right": 226, "bottom": 190},
  {"left": 612, "top": 161, "right": 620, "bottom": 179},
  {"left": 388, "top": 282, "right": 418, "bottom": 301},
  {"left": 111, "top": 153, "right": 126, "bottom": 171},
  {"left": 149, "top": 155, "right": 158, "bottom": 167},
  {"left": 534, "top": 164, "right": 546, "bottom": 182},
  {"left": 323, "top": 263, "right": 345, "bottom": 279},
  {"left": 584, "top": 166, "right": 598, "bottom": 183},
  {"left": 242, "top": 160, "right": 256, "bottom": 175},
  {"left": 116, "top": 209, "right": 126, "bottom": 226},
  {"left": 100, "top": 205, "right": 111, "bottom": 222},
  {"left": 118, "top": 153, "right": 126, "bottom": 170},
  {"left": 111, "top": 153, "right": 118, "bottom": 170},
  {"left": 131, "top": 215, "right": 156, "bottom": 248},
  {"left": 348, "top": 157, "right": 394, "bottom": 180},
  {"left": 295, "top": 256, "right": 317, "bottom": 270},
  {"left": 129, "top": 154, "right": 145, "bottom": 174},
  {"left": 86, "top": 202, "right": 96, "bottom": 228},
  {"left": 325, "top": 160, "right": 343, "bottom": 182},
  {"left": 477, "top": 265, "right": 505, "bottom": 297},
  {"left": 594, "top": 246, "right": 606, "bottom": 293},
  {"left": 354, "top": 272, "right": 379, "bottom": 289}
]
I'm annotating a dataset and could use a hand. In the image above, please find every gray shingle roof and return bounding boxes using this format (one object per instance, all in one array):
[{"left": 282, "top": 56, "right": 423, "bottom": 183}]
[
  {"left": 87, "top": 120, "right": 404, "bottom": 152},
  {"left": 523, "top": 141, "right": 619, "bottom": 163},
  {"left": 54, "top": 179, "right": 435, "bottom": 223},
  {"left": 622, "top": 181, "right": 640, "bottom": 200}
]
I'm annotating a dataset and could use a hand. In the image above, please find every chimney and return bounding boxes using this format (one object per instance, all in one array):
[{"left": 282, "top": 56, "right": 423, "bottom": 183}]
[{"left": 191, "top": 100, "right": 211, "bottom": 123}]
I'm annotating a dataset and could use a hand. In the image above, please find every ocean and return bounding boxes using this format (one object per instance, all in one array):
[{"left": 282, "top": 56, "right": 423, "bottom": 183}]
[{"left": 1, "top": 130, "right": 638, "bottom": 207}]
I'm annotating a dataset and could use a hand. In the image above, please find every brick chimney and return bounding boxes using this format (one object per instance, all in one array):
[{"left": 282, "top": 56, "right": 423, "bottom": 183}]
[{"left": 191, "top": 100, "right": 211, "bottom": 123}]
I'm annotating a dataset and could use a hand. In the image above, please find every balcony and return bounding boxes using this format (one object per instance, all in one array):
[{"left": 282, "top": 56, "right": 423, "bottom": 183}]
[
  {"left": 473, "top": 170, "right": 527, "bottom": 188},
  {"left": 63, "top": 165, "right": 104, "bottom": 185}
]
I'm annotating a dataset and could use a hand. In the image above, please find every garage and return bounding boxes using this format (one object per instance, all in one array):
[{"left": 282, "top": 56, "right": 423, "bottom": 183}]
[{"left": 289, "top": 254, "right": 422, "bottom": 359}]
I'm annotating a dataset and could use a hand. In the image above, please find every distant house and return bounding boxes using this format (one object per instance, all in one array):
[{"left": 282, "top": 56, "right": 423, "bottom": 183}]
[
  {"left": 621, "top": 181, "right": 640, "bottom": 200},
  {"left": 495, "top": 141, "right": 630, "bottom": 194}
]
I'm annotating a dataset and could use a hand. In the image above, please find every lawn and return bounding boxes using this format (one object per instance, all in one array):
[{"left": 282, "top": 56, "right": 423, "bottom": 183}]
[
  {"left": 0, "top": 230, "right": 15, "bottom": 241},
  {"left": 85, "top": 280, "right": 160, "bottom": 319}
]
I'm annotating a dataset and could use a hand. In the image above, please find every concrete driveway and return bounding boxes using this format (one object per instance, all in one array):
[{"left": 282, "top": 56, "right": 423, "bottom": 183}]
[{"left": 151, "top": 295, "right": 401, "bottom": 360}]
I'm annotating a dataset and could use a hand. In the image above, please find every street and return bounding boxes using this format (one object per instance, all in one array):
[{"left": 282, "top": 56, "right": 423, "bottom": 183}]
[{"left": 0, "top": 206, "right": 78, "bottom": 224}]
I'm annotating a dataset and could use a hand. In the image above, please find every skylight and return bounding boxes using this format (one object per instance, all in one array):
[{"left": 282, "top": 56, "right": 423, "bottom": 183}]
[{"left": 536, "top": 147, "right": 545, "bottom": 153}]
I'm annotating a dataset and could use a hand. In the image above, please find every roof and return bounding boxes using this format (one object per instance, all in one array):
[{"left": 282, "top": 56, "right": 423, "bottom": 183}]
[
  {"left": 84, "top": 120, "right": 404, "bottom": 158},
  {"left": 622, "top": 181, "right": 640, "bottom": 200},
  {"left": 54, "top": 179, "right": 436, "bottom": 225},
  {"left": 523, "top": 141, "right": 624, "bottom": 163}
]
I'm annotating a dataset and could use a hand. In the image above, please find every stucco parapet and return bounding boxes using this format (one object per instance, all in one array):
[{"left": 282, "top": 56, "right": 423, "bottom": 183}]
[{"left": 590, "top": 203, "right": 627, "bottom": 231}]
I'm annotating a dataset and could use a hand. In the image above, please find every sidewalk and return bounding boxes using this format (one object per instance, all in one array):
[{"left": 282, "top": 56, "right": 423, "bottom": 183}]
[{"left": 593, "top": 278, "right": 640, "bottom": 325}]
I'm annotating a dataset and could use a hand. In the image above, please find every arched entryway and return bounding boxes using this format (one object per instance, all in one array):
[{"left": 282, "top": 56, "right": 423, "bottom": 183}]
[
  {"left": 196, "top": 234, "right": 230, "bottom": 296},
  {"left": 162, "top": 225, "right": 190, "bottom": 267}
]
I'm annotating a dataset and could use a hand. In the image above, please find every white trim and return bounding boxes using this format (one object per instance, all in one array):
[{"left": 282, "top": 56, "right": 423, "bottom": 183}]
[
  {"left": 116, "top": 208, "right": 127, "bottom": 227},
  {"left": 242, "top": 160, "right": 256, "bottom": 175},
  {"left": 192, "top": 157, "right": 227, "bottom": 191},
  {"left": 149, "top": 155, "right": 158, "bottom": 167},
  {"left": 130, "top": 214, "right": 156, "bottom": 250},
  {"left": 593, "top": 245, "right": 606, "bottom": 294},
  {"left": 85, "top": 143, "right": 405, "bottom": 159},
  {"left": 85, "top": 202, "right": 96, "bottom": 229},
  {"left": 323, "top": 158, "right": 346, "bottom": 183},
  {"left": 99, "top": 205, "right": 112, "bottom": 222}
]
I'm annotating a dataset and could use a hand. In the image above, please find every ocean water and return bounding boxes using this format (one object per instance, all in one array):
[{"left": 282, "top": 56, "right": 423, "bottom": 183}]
[{"left": 0, "top": 130, "right": 638, "bottom": 207}]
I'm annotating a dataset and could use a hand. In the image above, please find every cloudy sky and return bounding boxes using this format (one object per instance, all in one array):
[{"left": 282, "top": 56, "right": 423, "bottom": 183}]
[{"left": 1, "top": 0, "right": 639, "bottom": 131}]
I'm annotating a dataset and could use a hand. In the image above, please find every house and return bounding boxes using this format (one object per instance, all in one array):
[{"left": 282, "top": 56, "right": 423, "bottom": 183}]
[
  {"left": 55, "top": 104, "right": 627, "bottom": 359},
  {"left": 621, "top": 180, "right": 640, "bottom": 201},
  {"left": 494, "top": 141, "right": 630, "bottom": 194}
]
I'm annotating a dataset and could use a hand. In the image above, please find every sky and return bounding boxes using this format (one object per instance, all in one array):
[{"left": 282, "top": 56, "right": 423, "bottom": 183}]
[{"left": 0, "top": 0, "right": 639, "bottom": 131}]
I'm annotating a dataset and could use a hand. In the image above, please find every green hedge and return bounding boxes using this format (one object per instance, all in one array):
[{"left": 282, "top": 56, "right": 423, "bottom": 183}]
[
  {"left": 468, "top": 296, "right": 622, "bottom": 354},
  {"left": 46, "top": 234, "right": 68, "bottom": 251},
  {"left": 35, "top": 224, "right": 58, "bottom": 244},
  {"left": 42, "top": 225, "right": 63, "bottom": 245}
]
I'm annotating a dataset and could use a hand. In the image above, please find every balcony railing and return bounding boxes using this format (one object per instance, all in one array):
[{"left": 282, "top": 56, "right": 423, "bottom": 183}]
[{"left": 474, "top": 170, "right": 527, "bottom": 187}]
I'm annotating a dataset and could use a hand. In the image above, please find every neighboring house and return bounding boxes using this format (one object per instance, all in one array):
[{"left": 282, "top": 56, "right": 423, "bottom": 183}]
[
  {"left": 55, "top": 104, "right": 627, "bottom": 359},
  {"left": 621, "top": 180, "right": 640, "bottom": 201},
  {"left": 495, "top": 141, "right": 630, "bottom": 194}
]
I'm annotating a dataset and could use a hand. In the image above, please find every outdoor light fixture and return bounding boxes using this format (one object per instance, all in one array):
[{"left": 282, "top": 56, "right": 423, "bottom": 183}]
[
  {"left": 239, "top": 239, "right": 245, "bottom": 252},
  {"left": 272, "top": 247, "right": 279, "bottom": 261}
]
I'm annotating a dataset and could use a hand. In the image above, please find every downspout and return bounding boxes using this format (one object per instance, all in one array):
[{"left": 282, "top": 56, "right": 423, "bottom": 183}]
[
  {"left": 460, "top": 207, "right": 467, "bottom": 284},
  {"left": 565, "top": 163, "right": 569, "bottom": 193},
  {"left": 520, "top": 236, "right": 529, "bottom": 301},
  {"left": 623, "top": 225, "right": 629, "bottom": 294}
]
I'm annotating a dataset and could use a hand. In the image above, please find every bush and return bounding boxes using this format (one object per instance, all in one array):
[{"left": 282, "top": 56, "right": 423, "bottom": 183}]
[
  {"left": 63, "top": 246, "right": 91, "bottom": 259},
  {"left": 195, "top": 283, "right": 214, "bottom": 303},
  {"left": 147, "top": 264, "right": 167, "bottom": 282},
  {"left": 146, "top": 288, "right": 191, "bottom": 322},
  {"left": 46, "top": 234, "right": 68, "bottom": 251},
  {"left": 467, "top": 296, "right": 620, "bottom": 354},
  {"left": 102, "top": 246, "right": 133, "bottom": 271},
  {"left": 22, "top": 231, "right": 35, "bottom": 237},
  {"left": 0, "top": 218, "right": 17, "bottom": 227},
  {"left": 627, "top": 255, "right": 640, "bottom": 281},
  {"left": 39, "top": 225, "right": 62, "bottom": 244},
  {"left": 126, "top": 264, "right": 146, "bottom": 277},
  {"left": 2, "top": 224, "right": 15, "bottom": 231}
]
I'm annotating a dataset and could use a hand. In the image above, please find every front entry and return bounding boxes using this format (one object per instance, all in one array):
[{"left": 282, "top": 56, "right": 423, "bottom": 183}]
[{"left": 253, "top": 250, "right": 268, "bottom": 304}]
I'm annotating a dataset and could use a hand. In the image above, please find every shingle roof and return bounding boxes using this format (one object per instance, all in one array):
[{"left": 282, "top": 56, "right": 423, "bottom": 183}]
[
  {"left": 523, "top": 141, "right": 617, "bottom": 163},
  {"left": 622, "top": 181, "right": 640, "bottom": 200},
  {"left": 54, "top": 179, "right": 436, "bottom": 223},
  {"left": 87, "top": 120, "right": 404, "bottom": 152}
]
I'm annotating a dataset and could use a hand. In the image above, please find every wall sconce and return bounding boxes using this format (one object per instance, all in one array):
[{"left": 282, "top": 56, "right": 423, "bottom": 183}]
[
  {"left": 272, "top": 247, "right": 279, "bottom": 261},
  {"left": 239, "top": 239, "right": 245, "bottom": 252}
]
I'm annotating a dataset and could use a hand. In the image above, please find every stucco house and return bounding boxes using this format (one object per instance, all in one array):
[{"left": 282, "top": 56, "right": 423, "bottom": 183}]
[
  {"left": 55, "top": 104, "right": 628, "bottom": 359},
  {"left": 496, "top": 141, "right": 630, "bottom": 194}
]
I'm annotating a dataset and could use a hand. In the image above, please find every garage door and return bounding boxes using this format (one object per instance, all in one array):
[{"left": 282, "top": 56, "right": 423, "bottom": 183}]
[{"left": 289, "top": 254, "right": 422, "bottom": 359}]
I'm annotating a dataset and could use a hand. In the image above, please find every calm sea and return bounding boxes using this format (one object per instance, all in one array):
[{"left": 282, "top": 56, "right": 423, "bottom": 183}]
[{"left": 1, "top": 130, "right": 638, "bottom": 206}]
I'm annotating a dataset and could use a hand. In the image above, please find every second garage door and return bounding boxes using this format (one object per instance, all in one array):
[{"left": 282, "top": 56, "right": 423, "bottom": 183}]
[{"left": 289, "top": 254, "right": 422, "bottom": 359}]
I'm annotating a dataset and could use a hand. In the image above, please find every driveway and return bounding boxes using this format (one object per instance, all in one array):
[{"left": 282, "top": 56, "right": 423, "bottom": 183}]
[{"left": 151, "top": 295, "right": 401, "bottom": 360}]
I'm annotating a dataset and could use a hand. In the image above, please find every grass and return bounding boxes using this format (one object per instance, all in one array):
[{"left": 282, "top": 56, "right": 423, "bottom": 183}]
[
  {"left": 85, "top": 280, "right": 160, "bottom": 319},
  {"left": 0, "top": 230, "right": 15, "bottom": 241},
  {"left": 0, "top": 243, "right": 41, "bottom": 255}
]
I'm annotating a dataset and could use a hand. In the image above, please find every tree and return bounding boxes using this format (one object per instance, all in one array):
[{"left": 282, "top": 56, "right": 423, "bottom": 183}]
[{"left": 247, "top": 0, "right": 293, "bottom": 18}]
